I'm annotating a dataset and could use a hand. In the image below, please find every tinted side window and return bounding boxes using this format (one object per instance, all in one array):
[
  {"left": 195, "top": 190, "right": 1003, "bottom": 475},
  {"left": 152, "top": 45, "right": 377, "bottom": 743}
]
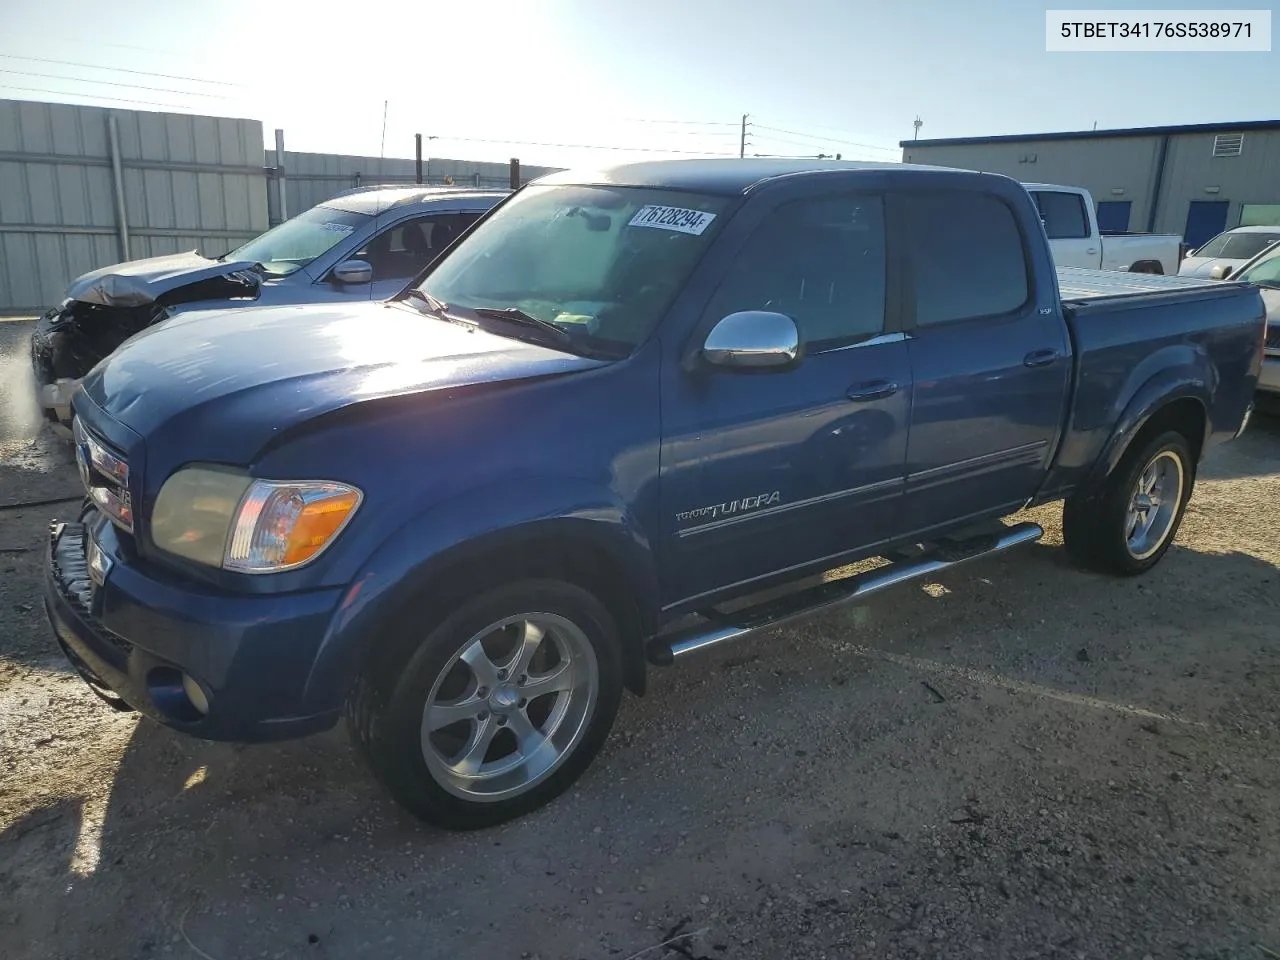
[
  {"left": 354, "top": 212, "right": 480, "bottom": 281},
  {"left": 706, "top": 194, "right": 886, "bottom": 348},
  {"left": 903, "top": 191, "right": 1029, "bottom": 326},
  {"left": 1032, "top": 191, "right": 1089, "bottom": 239}
]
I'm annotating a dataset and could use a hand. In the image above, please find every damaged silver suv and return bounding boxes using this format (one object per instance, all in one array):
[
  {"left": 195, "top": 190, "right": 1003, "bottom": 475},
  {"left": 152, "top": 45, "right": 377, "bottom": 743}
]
[{"left": 30, "top": 185, "right": 507, "bottom": 427}]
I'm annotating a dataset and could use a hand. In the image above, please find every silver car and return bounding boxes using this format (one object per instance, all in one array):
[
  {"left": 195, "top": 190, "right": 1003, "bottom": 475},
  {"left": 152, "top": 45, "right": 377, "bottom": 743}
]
[
  {"left": 1228, "top": 242, "right": 1280, "bottom": 400},
  {"left": 1178, "top": 225, "right": 1280, "bottom": 280},
  {"left": 31, "top": 185, "right": 508, "bottom": 425}
]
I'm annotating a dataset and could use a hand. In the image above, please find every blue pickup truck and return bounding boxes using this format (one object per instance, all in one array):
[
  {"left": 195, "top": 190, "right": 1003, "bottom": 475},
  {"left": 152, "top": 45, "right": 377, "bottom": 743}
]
[{"left": 44, "top": 160, "right": 1265, "bottom": 830}]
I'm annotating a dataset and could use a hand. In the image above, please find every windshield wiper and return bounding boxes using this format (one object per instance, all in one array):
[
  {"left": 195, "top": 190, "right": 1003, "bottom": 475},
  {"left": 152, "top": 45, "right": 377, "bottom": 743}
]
[
  {"left": 471, "top": 306, "right": 573, "bottom": 345},
  {"left": 402, "top": 288, "right": 452, "bottom": 316}
]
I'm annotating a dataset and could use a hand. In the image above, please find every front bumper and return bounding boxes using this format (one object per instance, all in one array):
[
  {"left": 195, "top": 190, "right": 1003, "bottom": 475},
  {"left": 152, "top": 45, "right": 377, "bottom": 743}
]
[
  {"left": 38, "top": 379, "right": 79, "bottom": 428},
  {"left": 44, "top": 511, "right": 346, "bottom": 742}
]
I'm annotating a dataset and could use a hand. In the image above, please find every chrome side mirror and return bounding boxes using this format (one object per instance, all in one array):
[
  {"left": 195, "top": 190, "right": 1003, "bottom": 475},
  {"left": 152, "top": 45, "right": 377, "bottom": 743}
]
[
  {"left": 1209, "top": 264, "right": 1233, "bottom": 280},
  {"left": 331, "top": 259, "right": 373, "bottom": 284},
  {"left": 702, "top": 311, "right": 801, "bottom": 369}
]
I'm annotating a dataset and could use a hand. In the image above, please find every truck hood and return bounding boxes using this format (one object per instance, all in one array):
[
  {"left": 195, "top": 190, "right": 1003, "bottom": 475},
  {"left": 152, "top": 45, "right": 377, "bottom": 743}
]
[
  {"left": 65, "top": 250, "right": 261, "bottom": 307},
  {"left": 80, "top": 300, "right": 609, "bottom": 455}
]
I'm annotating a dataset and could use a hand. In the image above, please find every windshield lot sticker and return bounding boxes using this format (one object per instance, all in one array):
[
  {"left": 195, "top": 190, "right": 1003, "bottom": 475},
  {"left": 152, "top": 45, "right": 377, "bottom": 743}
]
[
  {"left": 629, "top": 205, "right": 717, "bottom": 236},
  {"left": 321, "top": 222, "right": 356, "bottom": 234}
]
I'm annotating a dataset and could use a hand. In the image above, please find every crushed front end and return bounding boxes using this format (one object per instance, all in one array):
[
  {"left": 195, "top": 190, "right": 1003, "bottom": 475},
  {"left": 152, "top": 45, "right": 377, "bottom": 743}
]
[
  {"left": 29, "top": 266, "right": 261, "bottom": 428},
  {"left": 31, "top": 299, "right": 169, "bottom": 427}
]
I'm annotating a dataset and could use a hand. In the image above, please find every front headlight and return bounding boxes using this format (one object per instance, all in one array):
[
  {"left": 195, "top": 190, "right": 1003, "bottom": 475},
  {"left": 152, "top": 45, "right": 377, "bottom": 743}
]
[{"left": 152, "top": 466, "right": 362, "bottom": 574}]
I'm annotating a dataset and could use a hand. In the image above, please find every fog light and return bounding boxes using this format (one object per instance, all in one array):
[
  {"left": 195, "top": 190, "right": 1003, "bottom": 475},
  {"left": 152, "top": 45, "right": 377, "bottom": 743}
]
[
  {"left": 86, "top": 535, "right": 112, "bottom": 587},
  {"left": 182, "top": 674, "right": 210, "bottom": 716}
]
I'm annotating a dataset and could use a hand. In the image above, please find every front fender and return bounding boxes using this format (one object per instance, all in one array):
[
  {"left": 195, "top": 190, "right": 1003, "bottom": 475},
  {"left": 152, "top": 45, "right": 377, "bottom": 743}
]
[
  {"left": 1085, "top": 363, "right": 1210, "bottom": 493},
  {"left": 297, "top": 477, "right": 658, "bottom": 712}
]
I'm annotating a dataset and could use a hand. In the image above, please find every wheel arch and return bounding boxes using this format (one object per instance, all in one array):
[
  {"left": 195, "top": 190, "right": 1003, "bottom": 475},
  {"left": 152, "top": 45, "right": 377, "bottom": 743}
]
[
  {"left": 374, "top": 521, "right": 655, "bottom": 697},
  {"left": 1084, "top": 386, "right": 1208, "bottom": 499},
  {"left": 302, "top": 493, "right": 660, "bottom": 712}
]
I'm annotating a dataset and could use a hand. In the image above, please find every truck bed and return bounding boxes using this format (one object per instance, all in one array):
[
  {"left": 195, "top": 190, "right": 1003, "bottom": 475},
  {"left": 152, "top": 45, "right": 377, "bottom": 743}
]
[
  {"left": 1038, "top": 265, "right": 1265, "bottom": 503},
  {"left": 1056, "top": 265, "right": 1229, "bottom": 303}
]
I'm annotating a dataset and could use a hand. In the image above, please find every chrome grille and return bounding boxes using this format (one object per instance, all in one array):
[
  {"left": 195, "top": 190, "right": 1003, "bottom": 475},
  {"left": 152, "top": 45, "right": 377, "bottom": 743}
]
[{"left": 73, "top": 418, "right": 134, "bottom": 533}]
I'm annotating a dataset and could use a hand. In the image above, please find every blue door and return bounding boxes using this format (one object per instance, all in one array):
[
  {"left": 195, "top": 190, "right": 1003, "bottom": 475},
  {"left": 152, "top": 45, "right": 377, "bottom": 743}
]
[
  {"left": 1184, "top": 201, "right": 1230, "bottom": 249},
  {"left": 660, "top": 191, "right": 911, "bottom": 606},
  {"left": 1095, "top": 200, "right": 1131, "bottom": 233},
  {"left": 898, "top": 188, "right": 1072, "bottom": 534}
]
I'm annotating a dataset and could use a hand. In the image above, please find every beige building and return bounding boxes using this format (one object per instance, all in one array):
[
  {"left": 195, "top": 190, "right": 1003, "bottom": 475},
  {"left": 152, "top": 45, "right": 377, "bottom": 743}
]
[{"left": 900, "top": 120, "right": 1280, "bottom": 248}]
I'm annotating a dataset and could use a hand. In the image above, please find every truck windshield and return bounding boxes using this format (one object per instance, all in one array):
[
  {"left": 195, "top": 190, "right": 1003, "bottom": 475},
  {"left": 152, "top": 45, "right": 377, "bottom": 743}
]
[
  {"left": 417, "top": 184, "right": 731, "bottom": 353},
  {"left": 1192, "top": 231, "right": 1280, "bottom": 261},
  {"left": 224, "top": 206, "right": 370, "bottom": 277},
  {"left": 1236, "top": 248, "right": 1280, "bottom": 287}
]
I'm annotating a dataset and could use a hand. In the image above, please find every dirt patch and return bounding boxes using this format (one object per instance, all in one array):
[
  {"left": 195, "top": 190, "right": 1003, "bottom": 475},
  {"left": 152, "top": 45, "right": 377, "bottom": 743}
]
[{"left": 1, "top": 408, "right": 1278, "bottom": 960}]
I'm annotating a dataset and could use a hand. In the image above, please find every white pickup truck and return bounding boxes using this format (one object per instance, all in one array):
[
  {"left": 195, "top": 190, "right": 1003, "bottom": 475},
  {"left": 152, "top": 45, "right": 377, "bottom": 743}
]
[{"left": 1022, "top": 183, "right": 1184, "bottom": 275}]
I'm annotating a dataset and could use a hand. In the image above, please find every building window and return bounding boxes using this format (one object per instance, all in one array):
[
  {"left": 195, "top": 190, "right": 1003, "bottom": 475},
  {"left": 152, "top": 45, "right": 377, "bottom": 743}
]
[
  {"left": 1240, "top": 204, "right": 1280, "bottom": 227},
  {"left": 1212, "top": 134, "right": 1244, "bottom": 157}
]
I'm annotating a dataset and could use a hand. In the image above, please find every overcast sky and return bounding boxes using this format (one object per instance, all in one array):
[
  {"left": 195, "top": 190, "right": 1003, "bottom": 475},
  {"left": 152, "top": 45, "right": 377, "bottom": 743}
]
[{"left": 1, "top": 0, "right": 1275, "bottom": 169}]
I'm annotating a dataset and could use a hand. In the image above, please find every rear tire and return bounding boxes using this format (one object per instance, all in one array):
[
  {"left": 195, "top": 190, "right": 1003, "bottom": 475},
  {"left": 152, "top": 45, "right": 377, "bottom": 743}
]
[
  {"left": 347, "top": 579, "right": 623, "bottom": 830},
  {"left": 1062, "top": 430, "right": 1194, "bottom": 576}
]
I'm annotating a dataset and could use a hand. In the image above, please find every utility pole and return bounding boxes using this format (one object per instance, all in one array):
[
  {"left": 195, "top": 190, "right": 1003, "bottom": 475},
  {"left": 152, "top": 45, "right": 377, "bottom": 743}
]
[
  {"left": 913, "top": 116, "right": 923, "bottom": 141},
  {"left": 739, "top": 113, "right": 749, "bottom": 158}
]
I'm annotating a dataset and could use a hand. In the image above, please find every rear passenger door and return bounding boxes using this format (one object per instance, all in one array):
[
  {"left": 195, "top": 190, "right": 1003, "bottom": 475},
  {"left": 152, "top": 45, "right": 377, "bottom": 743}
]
[{"left": 897, "top": 188, "right": 1071, "bottom": 534}]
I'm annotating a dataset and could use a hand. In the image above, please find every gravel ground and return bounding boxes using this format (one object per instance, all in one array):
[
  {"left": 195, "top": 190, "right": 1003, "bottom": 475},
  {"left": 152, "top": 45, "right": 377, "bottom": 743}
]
[{"left": 2, "top": 315, "right": 1279, "bottom": 960}]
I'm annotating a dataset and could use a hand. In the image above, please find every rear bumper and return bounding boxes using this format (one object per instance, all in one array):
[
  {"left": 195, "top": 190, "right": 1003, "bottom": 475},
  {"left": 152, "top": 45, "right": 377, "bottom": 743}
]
[{"left": 44, "top": 512, "right": 345, "bottom": 742}]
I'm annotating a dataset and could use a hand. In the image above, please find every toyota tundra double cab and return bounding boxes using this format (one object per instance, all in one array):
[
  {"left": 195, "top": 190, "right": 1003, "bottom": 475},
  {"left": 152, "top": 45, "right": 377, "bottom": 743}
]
[{"left": 44, "top": 160, "right": 1264, "bottom": 830}]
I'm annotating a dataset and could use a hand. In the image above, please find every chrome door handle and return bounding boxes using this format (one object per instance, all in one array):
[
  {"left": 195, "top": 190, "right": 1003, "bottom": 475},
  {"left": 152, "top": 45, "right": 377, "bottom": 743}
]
[
  {"left": 1023, "top": 349, "right": 1060, "bottom": 368},
  {"left": 846, "top": 380, "right": 899, "bottom": 402}
]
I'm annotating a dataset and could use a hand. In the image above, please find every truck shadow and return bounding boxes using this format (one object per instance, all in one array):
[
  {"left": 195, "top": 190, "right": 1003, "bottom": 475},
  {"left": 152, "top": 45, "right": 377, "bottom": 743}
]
[
  {"left": 2, "top": 532, "right": 1277, "bottom": 958},
  {"left": 1198, "top": 407, "right": 1280, "bottom": 480}
]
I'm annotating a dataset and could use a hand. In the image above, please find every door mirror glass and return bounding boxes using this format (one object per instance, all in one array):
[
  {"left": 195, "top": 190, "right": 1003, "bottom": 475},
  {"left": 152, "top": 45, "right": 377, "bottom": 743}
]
[
  {"left": 1209, "top": 264, "right": 1233, "bottom": 280},
  {"left": 331, "top": 259, "right": 373, "bottom": 284},
  {"left": 702, "top": 311, "right": 800, "bottom": 369}
]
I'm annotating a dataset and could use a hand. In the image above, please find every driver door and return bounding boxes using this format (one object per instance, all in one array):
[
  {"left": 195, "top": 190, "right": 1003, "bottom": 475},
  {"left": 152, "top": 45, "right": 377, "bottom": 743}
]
[{"left": 659, "top": 191, "right": 912, "bottom": 607}]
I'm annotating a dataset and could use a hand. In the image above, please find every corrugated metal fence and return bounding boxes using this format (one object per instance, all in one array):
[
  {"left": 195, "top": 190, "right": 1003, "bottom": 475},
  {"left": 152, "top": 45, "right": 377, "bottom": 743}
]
[
  {"left": 0, "top": 98, "right": 567, "bottom": 315},
  {"left": 0, "top": 99, "right": 268, "bottom": 314},
  {"left": 265, "top": 150, "right": 562, "bottom": 226}
]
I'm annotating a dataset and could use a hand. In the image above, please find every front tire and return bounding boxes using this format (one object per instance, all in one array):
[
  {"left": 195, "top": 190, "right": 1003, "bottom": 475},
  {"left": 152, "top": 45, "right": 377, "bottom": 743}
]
[
  {"left": 1062, "top": 429, "right": 1194, "bottom": 576},
  {"left": 347, "top": 580, "right": 623, "bottom": 830}
]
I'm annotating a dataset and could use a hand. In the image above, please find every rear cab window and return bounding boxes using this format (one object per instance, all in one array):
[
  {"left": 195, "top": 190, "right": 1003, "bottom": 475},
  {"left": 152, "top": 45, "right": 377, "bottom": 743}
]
[{"left": 900, "top": 190, "right": 1031, "bottom": 326}]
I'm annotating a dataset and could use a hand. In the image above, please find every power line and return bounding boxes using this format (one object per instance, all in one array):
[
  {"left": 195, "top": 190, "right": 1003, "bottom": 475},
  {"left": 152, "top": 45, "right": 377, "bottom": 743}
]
[
  {"left": 778, "top": 118, "right": 911, "bottom": 146},
  {"left": 750, "top": 134, "right": 888, "bottom": 160},
  {"left": 0, "top": 83, "right": 200, "bottom": 110},
  {"left": 431, "top": 134, "right": 738, "bottom": 156},
  {"left": 753, "top": 123, "right": 898, "bottom": 153},
  {"left": 0, "top": 68, "right": 230, "bottom": 99},
  {"left": 0, "top": 53, "right": 241, "bottom": 87},
  {"left": 618, "top": 116, "right": 741, "bottom": 127}
]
